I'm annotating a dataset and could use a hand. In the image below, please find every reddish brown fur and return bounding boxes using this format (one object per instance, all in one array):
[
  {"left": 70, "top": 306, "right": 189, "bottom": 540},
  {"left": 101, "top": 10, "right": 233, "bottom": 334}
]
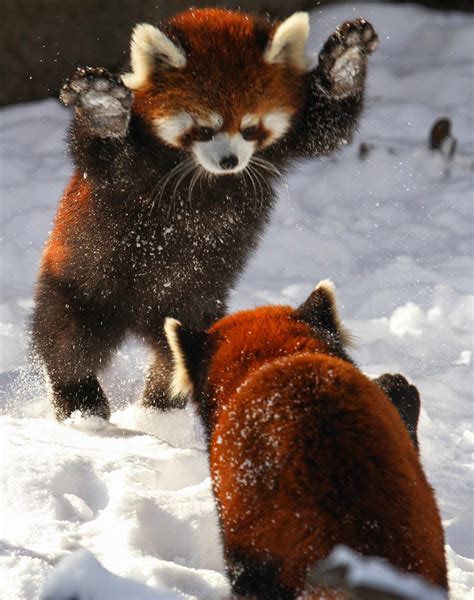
[
  {"left": 41, "top": 172, "right": 92, "bottom": 277},
  {"left": 201, "top": 306, "right": 447, "bottom": 596},
  {"left": 132, "top": 9, "right": 306, "bottom": 133}
]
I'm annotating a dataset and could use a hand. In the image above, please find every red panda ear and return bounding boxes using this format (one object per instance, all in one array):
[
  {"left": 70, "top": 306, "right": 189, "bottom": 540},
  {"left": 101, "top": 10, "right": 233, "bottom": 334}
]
[
  {"left": 164, "top": 318, "right": 209, "bottom": 399},
  {"left": 122, "top": 23, "right": 187, "bottom": 89},
  {"left": 264, "top": 12, "right": 310, "bottom": 72},
  {"left": 295, "top": 280, "right": 353, "bottom": 346}
]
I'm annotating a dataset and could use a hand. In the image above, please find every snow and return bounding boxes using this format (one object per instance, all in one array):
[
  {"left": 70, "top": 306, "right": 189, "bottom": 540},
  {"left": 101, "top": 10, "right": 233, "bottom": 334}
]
[
  {"left": 310, "top": 545, "right": 448, "bottom": 600},
  {"left": 1, "top": 2, "right": 473, "bottom": 599},
  {"left": 40, "top": 549, "right": 175, "bottom": 600}
]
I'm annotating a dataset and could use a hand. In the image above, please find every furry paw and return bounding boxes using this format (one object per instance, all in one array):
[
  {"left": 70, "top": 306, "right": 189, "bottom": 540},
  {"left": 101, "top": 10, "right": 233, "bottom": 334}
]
[
  {"left": 374, "top": 373, "right": 420, "bottom": 449},
  {"left": 317, "top": 19, "right": 379, "bottom": 98},
  {"left": 60, "top": 67, "right": 133, "bottom": 138}
]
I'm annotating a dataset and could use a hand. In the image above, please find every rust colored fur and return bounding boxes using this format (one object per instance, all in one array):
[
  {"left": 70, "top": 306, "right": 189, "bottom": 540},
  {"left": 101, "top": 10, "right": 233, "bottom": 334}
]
[
  {"left": 166, "top": 286, "right": 448, "bottom": 599},
  {"left": 42, "top": 173, "right": 92, "bottom": 277},
  {"left": 33, "top": 10, "right": 378, "bottom": 420},
  {"left": 133, "top": 10, "right": 305, "bottom": 132}
]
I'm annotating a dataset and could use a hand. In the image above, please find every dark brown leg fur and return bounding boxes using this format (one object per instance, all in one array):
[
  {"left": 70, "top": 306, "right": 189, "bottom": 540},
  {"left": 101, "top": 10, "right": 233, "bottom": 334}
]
[
  {"left": 32, "top": 272, "right": 124, "bottom": 421},
  {"left": 141, "top": 344, "right": 186, "bottom": 410},
  {"left": 51, "top": 376, "right": 110, "bottom": 421}
]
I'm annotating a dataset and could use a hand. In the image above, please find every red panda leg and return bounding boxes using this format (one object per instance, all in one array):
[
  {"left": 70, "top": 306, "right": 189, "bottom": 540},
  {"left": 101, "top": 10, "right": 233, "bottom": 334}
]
[
  {"left": 49, "top": 376, "right": 110, "bottom": 422},
  {"left": 141, "top": 343, "right": 186, "bottom": 410},
  {"left": 32, "top": 272, "right": 125, "bottom": 421},
  {"left": 140, "top": 305, "right": 225, "bottom": 411},
  {"left": 225, "top": 548, "right": 294, "bottom": 600}
]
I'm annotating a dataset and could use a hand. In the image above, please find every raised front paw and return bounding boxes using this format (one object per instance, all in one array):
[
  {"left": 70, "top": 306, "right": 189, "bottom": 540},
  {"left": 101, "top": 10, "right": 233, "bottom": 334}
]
[
  {"left": 60, "top": 67, "right": 133, "bottom": 138},
  {"left": 374, "top": 373, "right": 420, "bottom": 449},
  {"left": 317, "top": 19, "right": 379, "bottom": 98}
]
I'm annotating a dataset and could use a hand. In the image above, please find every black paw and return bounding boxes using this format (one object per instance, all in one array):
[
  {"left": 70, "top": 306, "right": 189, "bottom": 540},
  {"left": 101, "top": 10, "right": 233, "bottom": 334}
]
[
  {"left": 60, "top": 67, "right": 133, "bottom": 138},
  {"left": 374, "top": 373, "right": 420, "bottom": 450},
  {"left": 52, "top": 376, "right": 111, "bottom": 422},
  {"left": 317, "top": 19, "right": 379, "bottom": 98}
]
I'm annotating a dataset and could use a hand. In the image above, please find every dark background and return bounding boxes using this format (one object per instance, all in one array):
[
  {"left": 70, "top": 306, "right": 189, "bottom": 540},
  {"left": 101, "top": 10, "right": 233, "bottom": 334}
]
[{"left": 3, "top": 0, "right": 472, "bottom": 107}]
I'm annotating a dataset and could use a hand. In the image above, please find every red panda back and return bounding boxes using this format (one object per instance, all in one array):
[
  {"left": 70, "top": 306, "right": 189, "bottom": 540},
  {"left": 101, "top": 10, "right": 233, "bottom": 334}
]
[{"left": 210, "top": 351, "right": 447, "bottom": 593}]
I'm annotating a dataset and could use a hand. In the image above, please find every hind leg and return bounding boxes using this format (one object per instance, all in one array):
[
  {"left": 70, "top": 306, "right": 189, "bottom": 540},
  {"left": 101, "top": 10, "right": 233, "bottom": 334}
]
[
  {"left": 32, "top": 273, "right": 124, "bottom": 421},
  {"left": 140, "top": 306, "right": 226, "bottom": 411},
  {"left": 141, "top": 342, "right": 186, "bottom": 410}
]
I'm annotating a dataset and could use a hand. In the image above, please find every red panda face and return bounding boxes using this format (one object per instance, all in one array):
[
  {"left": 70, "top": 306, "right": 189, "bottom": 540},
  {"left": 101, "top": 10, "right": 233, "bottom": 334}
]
[{"left": 123, "top": 9, "right": 310, "bottom": 174}]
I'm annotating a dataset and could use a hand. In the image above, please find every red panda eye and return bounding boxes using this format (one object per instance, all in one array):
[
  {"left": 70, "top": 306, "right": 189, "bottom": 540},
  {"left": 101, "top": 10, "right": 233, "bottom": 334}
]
[
  {"left": 195, "top": 127, "right": 215, "bottom": 142},
  {"left": 241, "top": 126, "right": 260, "bottom": 141}
]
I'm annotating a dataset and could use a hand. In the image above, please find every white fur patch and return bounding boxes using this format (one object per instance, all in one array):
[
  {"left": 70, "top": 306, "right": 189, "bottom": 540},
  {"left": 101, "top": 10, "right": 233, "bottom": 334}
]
[
  {"left": 193, "top": 132, "right": 254, "bottom": 174},
  {"left": 122, "top": 23, "right": 187, "bottom": 90},
  {"left": 164, "top": 318, "right": 193, "bottom": 398},
  {"left": 241, "top": 113, "right": 259, "bottom": 129},
  {"left": 315, "top": 278, "right": 336, "bottom": 297},
  {"left": 262, "top": 110, "right": 291, "bottom": 146},
  {"left": 154, "top": 112, "right": 194, "bottom": 147},
  {"left": 196, "top": 112, "right": 223, "bottom": 130},
  {"left": 264, "top": 12, "right": 310, "bottom": 71}
]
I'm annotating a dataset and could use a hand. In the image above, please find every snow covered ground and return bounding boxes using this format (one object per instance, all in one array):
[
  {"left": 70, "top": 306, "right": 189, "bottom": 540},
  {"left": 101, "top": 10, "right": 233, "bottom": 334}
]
[{"left": 1, "top": 2, "right": 473, "bottom": 599}]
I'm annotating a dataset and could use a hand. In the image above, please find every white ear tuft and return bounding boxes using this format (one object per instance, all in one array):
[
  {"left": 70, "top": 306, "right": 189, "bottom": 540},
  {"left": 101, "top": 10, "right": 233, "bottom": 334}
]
[
  {"left": 315, "top": 278, "right": 336, "bottom": 296},
  {"left": 122, "top": 23, "right": 187, "bottom": 89},
  {"left": 264, "top": 12, "right": 310, "bottom": 71},
  {"left": 314, "top": 279, "right": 354, "bottom": 347},
  {"left": 164, "top": 318, "right": 193, "bottom": 399}
]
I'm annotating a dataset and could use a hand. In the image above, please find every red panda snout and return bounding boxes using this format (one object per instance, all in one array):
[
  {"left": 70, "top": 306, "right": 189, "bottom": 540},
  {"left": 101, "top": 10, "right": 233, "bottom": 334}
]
[
  {"left": 192, "top": 132, "right": 253, "bottom": 174},
  {"left": 154, "top": 109, "right": 293, "bottom": 174}
]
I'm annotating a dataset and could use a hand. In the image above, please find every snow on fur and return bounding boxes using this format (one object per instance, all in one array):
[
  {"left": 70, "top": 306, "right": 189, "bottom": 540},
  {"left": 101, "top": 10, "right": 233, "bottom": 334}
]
[{"left": 0, "top": 3, "right": 472, "bottom": 599}]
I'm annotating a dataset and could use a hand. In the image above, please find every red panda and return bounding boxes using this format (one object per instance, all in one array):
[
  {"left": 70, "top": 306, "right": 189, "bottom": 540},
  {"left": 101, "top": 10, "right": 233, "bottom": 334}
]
[
  {"left": 32, "top": 9, "right": 378, "bottom": 420},
  {"left": 165, "top": 281, "right": 448, "bottom": 600}
]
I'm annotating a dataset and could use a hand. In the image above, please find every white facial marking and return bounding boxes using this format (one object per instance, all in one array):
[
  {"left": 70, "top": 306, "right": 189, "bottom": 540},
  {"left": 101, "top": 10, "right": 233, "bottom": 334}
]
[
  {"left": 154, "top": 112, "right": 194, "bottom": 147},
  {"left": 262, "top": 110, "right": 291, "bottom": 146},
  {"left": 197, "top": 112, "right": 223, "bottom": 130},
  {"left": 122, "top": 23, "right": 187, "bottom": 89},
  {"left": 241, "top": 113, "right": 259, "bottom": 129},
  {"left": 193, "top": 132, "right": 255, "bottom": 175},
  {"left": 264, "top": 12, "right": 310, "bottom": 71}
]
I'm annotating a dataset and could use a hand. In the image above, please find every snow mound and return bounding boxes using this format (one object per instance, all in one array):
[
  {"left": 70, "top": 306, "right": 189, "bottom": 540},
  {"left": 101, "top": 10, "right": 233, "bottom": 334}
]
[
  {"left": 40, "top": 549, "right": 173, "bottom": 600},
  {"left": 311, "top": 545, "right": 448, "bottom": 600}
]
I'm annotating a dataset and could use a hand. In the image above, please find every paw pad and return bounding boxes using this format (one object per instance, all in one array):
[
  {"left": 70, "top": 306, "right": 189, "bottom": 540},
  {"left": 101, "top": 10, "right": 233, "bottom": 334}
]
[
  {"left": 318, "top": 19, "right": 378, "bottom": 97},
  {"left": 60, "top": 66, "right": 133, "bottom": 138}
]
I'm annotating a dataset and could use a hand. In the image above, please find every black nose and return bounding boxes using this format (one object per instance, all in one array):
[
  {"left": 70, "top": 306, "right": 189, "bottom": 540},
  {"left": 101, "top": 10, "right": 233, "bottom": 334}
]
[{"left": 219, "top": 154, "right": 238, "bottom": 170}]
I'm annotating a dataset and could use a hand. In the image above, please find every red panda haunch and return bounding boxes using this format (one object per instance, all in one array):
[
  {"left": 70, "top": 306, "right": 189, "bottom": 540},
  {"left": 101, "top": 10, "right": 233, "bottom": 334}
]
[
  {"left": 32, "top": 9, "right": 378, "bottom": 420},
  {"left": 165, "top": 281, "right": 448, "bottom": 600}
]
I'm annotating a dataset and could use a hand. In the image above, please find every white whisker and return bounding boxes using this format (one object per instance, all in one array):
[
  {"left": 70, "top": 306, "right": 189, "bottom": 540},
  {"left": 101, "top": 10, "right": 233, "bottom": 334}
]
[
  {"left": 251, "top": 155, "right": 284, "bottom": 180},
  {"left": 187, "top": 167, "right": 202, "bottom": 208}
]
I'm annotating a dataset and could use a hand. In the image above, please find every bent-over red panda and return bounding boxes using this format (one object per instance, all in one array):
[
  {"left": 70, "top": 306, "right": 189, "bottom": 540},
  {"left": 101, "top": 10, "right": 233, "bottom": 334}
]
[
  {"left": 32, "top": 9, "right": 378, "bottom": 420},
  {"left": 165, "top": 281, "right": 447, "bottom": 600}
]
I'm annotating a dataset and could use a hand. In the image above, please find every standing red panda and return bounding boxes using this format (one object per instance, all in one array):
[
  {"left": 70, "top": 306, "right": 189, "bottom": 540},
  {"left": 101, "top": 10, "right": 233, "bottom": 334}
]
[
  {"left": 32, "top": 9, "right": 379, "bottom": 421},
  {"left": 164, "top": 281, "right": 448, "bottom": 600}
]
